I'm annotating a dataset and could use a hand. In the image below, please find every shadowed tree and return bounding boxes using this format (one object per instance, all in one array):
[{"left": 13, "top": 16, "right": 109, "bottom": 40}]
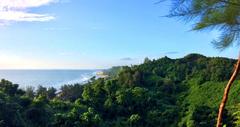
[
  {"left": 47, "top": 87, "right": 57, "bottom": 99},
  {"left": 161, "top": 0, "right": 240, "bottom": 126},
  {"left": 25, "top": 86, "right": 35, "bottom": 98},
  {"left": 36, "top": 85, "right": 47, "bottom": 97}
]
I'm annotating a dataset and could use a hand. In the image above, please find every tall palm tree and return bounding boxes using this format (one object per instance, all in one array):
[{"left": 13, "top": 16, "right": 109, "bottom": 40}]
[{"left": 163, "top": 0, "right": 240, "bottom": 126}]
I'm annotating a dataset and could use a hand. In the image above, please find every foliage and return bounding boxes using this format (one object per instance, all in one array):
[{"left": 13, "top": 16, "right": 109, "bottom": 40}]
[
  {"left": 165, "top": 0, "right": 240, "bottom": 50},
  {"left": 1, "top": 54, "right": 240, "bottom": 126}
]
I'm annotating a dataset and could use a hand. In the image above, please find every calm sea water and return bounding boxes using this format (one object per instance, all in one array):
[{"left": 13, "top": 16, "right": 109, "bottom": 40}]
[{"left": 0, "top": 70, "right": 99, "bottom": 89}]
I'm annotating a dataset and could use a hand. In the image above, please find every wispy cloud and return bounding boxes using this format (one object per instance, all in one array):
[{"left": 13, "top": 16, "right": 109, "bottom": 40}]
[
  {"left": 120, "top": 57, "right": 134, "bottom": 61},
  {"left": 0, "top": 0, "right": 58, "bottom": 25}
]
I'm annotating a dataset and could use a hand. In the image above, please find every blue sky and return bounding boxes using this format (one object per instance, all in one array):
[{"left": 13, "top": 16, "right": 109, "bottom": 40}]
[{"left": 0, "top": 0, "right": 238, "bottom": 69}]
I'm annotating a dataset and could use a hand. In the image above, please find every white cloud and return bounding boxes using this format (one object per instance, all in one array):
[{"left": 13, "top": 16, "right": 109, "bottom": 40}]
[
  {"left": 0, "top": 0, "right": 57, "bottom": 24},
  {"left": 0, "top": 11, "right": 54, "bottom": 22},
  {"left": 0, "top": 0, "right": 56, "bottom": 8}
]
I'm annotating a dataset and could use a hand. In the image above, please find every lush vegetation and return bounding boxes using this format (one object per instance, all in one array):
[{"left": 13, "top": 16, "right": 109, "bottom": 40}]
[
  {"left": 2, "top": 54, "right": 240, "bottom": 127},
  {"left": 165, "top": 1, "right": 240, "bottom": 126}
]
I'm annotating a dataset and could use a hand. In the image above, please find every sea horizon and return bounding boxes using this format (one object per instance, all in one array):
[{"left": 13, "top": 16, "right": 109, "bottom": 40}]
[{"left": 0, "top": 69, "right": 103, "bottom": 89}]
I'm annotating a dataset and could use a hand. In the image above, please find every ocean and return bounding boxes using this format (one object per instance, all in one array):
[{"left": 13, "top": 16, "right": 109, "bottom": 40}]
[{"left": 0, "top": 70, "right": 99, "bottom": 89}]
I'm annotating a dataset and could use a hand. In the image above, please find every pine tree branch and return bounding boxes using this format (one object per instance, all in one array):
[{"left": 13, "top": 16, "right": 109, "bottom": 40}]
[{"left": 220, "top": 0, "right": 240, "bottom": 7}]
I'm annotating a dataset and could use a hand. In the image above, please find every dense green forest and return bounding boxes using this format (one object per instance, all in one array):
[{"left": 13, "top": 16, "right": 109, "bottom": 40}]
[{"left": 2, "top": 54, "right": 240, "bottom": 127}]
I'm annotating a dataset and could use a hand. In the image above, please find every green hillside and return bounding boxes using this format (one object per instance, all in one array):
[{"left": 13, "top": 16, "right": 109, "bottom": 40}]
[{"left": 1, "top": 53, "right": 240, "bottom": 127}]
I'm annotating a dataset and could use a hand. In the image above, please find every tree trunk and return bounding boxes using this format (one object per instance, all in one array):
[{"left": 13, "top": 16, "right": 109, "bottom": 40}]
[{"left": 216, "top": 54, "right": 240, "bottom": 127}]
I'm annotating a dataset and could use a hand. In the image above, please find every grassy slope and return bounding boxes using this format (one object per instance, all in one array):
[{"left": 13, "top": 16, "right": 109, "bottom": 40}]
[{"left": 186, "top": 79, "right": 240, "bottom": 108}]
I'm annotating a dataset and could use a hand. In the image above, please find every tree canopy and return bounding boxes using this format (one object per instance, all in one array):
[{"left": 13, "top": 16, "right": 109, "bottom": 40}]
[{"left": 1, "top": 54, "right": 240, "bottom": 127}]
